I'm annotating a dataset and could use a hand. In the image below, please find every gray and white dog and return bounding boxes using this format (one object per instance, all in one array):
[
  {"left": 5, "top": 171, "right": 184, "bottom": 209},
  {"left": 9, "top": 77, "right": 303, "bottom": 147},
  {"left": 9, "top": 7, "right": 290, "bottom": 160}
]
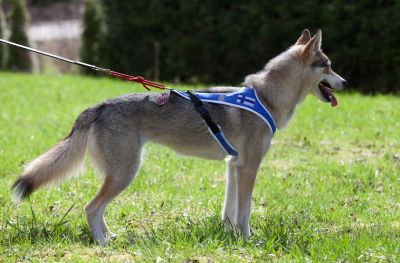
[{"left": 12, "top": 29, "right": 346, "bottom": 245}]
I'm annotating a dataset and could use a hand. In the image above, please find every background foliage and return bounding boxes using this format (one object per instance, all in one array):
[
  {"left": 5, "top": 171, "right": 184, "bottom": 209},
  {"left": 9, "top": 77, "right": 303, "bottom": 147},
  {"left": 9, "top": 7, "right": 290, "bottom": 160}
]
[
  {"left": 97, "top": 0, "right": 400, "bottom": 93},
  {"left": 0, "top": 0, "right": 6, "bottom": 69},
  {"left": 5, "top": 0, "right": 32, "bottom": 72},
  {"left": 80, "top": 0, "right": 104, "bottom": 75}
]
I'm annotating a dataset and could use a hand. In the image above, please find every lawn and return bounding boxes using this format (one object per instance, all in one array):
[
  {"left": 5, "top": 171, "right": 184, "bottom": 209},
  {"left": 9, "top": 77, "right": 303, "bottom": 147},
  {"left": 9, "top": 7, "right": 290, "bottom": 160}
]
[{"left": 0, "top": 72, "right": 399, "bottom": 262}]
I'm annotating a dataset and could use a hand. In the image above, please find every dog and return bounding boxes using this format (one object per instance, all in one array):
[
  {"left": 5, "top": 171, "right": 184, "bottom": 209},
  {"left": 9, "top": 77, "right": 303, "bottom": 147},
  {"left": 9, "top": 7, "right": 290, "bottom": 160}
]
[{"left": 12, "top": 29, "right": 346, "bottom": 245}]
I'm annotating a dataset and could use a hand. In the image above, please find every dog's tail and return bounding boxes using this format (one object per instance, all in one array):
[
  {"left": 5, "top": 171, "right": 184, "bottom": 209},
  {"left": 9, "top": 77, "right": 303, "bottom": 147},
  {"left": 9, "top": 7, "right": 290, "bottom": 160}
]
[{"left": 11, "top": 105, "right": 103, "bottom": 202}]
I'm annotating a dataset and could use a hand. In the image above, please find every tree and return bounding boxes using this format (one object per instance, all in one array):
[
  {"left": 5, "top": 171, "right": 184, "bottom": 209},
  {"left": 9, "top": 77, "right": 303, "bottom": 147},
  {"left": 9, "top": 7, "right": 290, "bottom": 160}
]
[
  {"left": 80, "top": 0, "right": 104, "bottom": 75},
  {"left": 6, "top": 0, "right": 32, "bottom": 72},
  {"left": 0, "top": 0, "right": 7, "bottom": 69}
]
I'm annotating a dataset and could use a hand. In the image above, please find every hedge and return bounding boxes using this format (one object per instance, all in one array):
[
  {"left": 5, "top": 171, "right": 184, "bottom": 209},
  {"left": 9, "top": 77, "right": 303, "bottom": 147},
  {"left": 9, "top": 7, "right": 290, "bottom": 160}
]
[{"left": 98, "top": 1, "right": 400, "bottom": 93}]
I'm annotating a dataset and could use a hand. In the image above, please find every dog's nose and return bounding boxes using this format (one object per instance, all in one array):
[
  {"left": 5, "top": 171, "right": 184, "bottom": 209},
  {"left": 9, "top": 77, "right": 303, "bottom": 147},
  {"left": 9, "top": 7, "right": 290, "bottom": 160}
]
[{"left": 342, "top": 80, "right": 347, "bottom": 88}]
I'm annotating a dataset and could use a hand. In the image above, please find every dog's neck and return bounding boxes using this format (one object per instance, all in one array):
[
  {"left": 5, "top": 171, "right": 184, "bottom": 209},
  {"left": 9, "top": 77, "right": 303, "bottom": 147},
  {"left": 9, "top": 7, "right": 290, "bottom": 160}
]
[{"left": 244, "top": 69, "right": 309, "bottom": 130}]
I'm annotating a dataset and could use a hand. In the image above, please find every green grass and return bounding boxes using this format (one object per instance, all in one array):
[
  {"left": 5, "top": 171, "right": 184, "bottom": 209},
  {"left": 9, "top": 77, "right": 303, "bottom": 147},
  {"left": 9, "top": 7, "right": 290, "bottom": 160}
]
[{"left": 0, "top": 72, "right": 399, "bottom": 262}]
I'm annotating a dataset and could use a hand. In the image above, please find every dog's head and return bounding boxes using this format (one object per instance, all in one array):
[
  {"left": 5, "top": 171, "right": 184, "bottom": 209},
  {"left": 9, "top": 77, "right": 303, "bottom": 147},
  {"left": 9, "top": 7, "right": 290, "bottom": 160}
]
[{"left": 295, "top": 29, "right": 346, "bottom": 107}]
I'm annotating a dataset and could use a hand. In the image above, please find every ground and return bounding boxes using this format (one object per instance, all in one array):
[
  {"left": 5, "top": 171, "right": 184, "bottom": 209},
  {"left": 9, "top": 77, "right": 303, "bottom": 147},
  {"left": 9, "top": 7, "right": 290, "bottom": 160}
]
[{"left": 0, "top": 73, "right": 399, "bottom": 262}]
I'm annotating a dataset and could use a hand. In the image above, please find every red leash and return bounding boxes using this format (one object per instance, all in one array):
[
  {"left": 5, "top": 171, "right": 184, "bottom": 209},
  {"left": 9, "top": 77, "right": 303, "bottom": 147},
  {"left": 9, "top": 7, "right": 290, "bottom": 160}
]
[
  {"left": 109, "top": 71, "right": 165, "bottom": 90},
  {"left": 0, "top": 38, "right": 165, "bottom": 91}
]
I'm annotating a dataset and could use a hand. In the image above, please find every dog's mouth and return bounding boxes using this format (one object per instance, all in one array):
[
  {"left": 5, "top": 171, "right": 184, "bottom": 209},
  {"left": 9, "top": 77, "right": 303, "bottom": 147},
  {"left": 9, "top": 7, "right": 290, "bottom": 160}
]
[{"left": 319, "top": 80, "right": 337, "bottom": 107}]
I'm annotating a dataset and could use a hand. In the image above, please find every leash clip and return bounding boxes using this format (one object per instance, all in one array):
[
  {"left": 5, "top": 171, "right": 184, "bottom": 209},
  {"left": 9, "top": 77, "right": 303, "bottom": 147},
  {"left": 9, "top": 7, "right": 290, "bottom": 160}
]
[{"left": 110, "top": 72, "right": 165, "bottom": 91}]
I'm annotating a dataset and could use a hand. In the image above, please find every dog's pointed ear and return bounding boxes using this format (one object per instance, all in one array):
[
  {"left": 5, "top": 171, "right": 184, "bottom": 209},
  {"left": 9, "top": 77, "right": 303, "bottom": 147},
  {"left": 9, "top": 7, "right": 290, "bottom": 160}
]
[
  {"left": 295, "top": 29, "right": 311, "bottom": 45},
  {"left": 302, "top": 29, "right": 322, "bottom": 59}
]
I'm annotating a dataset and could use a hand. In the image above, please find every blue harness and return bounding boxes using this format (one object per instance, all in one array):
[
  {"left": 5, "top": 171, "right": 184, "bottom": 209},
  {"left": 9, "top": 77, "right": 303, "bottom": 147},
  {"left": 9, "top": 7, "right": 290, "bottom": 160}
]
[{"left": 172, "top": 87, "right": 276, "bottom": 156}]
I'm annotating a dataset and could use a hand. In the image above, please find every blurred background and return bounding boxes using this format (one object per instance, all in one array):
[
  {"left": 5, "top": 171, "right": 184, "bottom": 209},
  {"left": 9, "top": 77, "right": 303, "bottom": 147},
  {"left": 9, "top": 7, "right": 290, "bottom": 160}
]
[{"left": 0, "top": 0, "right": 399, "bottom": 93}]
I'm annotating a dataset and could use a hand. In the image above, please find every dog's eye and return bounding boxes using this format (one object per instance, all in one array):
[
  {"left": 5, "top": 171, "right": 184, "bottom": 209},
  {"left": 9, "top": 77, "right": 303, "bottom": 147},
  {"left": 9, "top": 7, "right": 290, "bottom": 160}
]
[
  {"left": 312, "top": 60, "right": 331, "bottom": 68},
  {"left": 320, "top": 61, "right": 331, "bottom": 68}
]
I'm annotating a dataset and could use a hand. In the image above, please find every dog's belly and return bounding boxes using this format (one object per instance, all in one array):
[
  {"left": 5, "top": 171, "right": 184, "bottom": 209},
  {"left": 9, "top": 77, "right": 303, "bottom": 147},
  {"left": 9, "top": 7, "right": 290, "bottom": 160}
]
[{"left": 148, "top": 133, "right": 227, "bottom": 160}]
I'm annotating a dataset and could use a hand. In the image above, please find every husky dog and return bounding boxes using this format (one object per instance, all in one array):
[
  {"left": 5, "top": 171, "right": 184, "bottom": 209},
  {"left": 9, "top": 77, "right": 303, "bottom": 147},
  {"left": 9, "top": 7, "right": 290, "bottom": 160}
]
[{"left": 12, "top": 29, "right": 346, "bottom": 245}]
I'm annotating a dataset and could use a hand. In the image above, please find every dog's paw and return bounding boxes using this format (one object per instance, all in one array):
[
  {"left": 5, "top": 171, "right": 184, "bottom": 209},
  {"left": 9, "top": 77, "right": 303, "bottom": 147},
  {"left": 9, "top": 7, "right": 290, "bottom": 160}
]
[
  {"left": 108, "top": 232, "right": 117, "bottom": 239},
  {"left": 95, "top": 238, "right": 108, "bottom": 246}
]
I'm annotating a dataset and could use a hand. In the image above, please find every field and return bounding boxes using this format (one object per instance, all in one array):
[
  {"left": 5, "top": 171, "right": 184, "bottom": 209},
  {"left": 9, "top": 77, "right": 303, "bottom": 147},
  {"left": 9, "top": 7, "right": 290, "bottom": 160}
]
[{"left": 0, "top": 72, "right": 399, "bottom": 262}]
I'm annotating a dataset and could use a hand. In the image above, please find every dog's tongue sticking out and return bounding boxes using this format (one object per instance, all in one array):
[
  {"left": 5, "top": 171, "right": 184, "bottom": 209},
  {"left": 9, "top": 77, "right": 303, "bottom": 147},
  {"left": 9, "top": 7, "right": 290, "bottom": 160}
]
[
  {"left": 330, "top": 95, "right": 337, "bottom": 107},
  {"left": 319, "top": 81, "right": 338, "bottom": 107}
]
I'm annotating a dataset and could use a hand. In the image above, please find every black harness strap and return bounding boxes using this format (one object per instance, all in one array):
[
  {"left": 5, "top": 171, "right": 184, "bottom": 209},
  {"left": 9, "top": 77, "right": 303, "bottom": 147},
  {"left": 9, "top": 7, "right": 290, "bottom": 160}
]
[
  {"left": 187, "top": 91, "right": 220, "bottom": 134},
  {"left": 174, "top": 90, "right": 238, "bottom": 156}
]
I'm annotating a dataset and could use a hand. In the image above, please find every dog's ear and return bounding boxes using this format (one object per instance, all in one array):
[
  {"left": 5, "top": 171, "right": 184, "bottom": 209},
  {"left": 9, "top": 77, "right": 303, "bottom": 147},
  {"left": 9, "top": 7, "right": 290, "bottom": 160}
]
[
  {"left": 295, "top": 29, "right": 311, "bottom": 45},
  {"left": 302, "top": 29, "right": 322, "bottom": 59}
]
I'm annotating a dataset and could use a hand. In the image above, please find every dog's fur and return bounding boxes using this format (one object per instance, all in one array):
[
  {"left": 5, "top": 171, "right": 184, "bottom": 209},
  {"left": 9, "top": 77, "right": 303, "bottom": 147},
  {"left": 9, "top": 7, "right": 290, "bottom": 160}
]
[{"left": 12, "top": 29, "right": 346, "bottom": 245}]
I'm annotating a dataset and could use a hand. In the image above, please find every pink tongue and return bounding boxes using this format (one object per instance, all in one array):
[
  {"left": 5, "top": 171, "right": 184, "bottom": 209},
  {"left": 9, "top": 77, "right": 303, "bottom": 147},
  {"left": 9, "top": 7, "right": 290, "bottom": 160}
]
[{"left": 330, "top": 95, "right": 338, "bottom": 107}]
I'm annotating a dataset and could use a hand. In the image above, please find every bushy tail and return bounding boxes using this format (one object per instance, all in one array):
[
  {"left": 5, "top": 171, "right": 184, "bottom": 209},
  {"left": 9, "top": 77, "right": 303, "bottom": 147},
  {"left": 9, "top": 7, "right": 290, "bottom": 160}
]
[{"left": 12, "top": 106, "right": 101, "bottom": 202}]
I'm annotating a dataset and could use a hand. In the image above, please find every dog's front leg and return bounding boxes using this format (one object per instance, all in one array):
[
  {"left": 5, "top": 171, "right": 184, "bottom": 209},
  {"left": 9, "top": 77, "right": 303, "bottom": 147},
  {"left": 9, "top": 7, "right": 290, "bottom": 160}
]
[
  {"left": 221, "top": 157, "right": 237, "bottom": 228},
  {"left": 234, "top": 159, "right": 261, "bottom": 237}
]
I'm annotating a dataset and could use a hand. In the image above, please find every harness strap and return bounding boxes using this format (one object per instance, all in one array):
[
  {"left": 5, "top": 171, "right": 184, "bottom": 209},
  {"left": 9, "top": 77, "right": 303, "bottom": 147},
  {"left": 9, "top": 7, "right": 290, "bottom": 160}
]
[
  {"left": 187, "top": 91, "right": 238, "bottom": 156},
  {"left": 173, "top": 87, "right": 276, "bottom": 134}
]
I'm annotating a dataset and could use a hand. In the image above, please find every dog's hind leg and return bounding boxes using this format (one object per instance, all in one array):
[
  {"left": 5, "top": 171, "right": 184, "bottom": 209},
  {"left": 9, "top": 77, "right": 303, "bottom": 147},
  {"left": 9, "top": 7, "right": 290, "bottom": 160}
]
[
  {"left": 96, "top": 153, "right": 140, "bottom": 239},
  {"left": 221, "top": 157, "right": 237, "bottom": 229},
  {"left": 100, "top": 208, "right": 115, "bottom": 238},
  {"left": 85, "top": 131, "right": 143, "bottom": 245},
  {"left": 85, "top": 168, "right": 139, "bottom": 245},
  {"left": 84, "top": 176, "right": 123, "bottom": 244}
]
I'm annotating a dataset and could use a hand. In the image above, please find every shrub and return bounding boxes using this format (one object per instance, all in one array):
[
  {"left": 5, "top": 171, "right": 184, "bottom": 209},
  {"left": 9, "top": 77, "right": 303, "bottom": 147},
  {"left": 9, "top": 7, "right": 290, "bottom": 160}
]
[
  {"left": 80, "top": 0, "right": 105, "bottom": 75},
  {"left": 5, "top": 0, "right": 32, "bottom": 72},
  {"left": 0, "top": 0, "right": 7, "bottom": 69}
]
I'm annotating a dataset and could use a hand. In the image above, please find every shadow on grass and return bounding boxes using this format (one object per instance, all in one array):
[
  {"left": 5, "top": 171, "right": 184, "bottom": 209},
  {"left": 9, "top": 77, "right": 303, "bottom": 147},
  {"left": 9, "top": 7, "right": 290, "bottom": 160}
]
[
  {"left": 1, "top": 202, "right": 93, "bottom": 246},
  {"left": 121, "top": 210, "right": 318, "bottom": 255}
]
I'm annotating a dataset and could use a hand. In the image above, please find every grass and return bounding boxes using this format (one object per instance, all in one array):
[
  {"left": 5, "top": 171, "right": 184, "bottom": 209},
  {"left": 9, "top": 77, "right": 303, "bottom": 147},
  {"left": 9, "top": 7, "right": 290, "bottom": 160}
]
[{"left": 0, "top": 72, "right": 399, "bottom": 262}]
